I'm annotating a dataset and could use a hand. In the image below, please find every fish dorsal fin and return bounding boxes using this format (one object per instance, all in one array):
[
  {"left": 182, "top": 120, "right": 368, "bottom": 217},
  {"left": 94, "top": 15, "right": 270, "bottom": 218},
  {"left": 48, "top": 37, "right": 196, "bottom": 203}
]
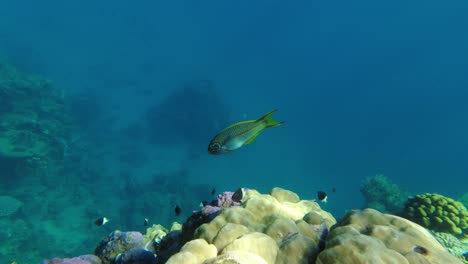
[
  {"left": 219, "top": 120, "right": 255, "bottom": 134},
  {"left": 226, "top": 120, "right": 255, "bottom": 128}
]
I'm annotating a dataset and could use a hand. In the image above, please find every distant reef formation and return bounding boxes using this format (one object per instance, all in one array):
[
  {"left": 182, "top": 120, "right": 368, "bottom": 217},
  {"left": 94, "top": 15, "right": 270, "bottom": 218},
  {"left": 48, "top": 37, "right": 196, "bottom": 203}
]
[
  {"left": 41, "top": 187, "right": 467, "bottom": 264},
  {"left": 144, "top": 80, "right": 230, "bottom": 148},
  {"left": 0, "top": 60, "right": 71, "bottom": 185}
]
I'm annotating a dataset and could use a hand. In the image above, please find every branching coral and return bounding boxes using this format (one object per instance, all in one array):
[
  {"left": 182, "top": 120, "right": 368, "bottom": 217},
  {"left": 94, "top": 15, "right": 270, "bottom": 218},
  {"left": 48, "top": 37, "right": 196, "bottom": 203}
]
[{"left": 360, "top": 174, "right": 410, "bottom": 214}]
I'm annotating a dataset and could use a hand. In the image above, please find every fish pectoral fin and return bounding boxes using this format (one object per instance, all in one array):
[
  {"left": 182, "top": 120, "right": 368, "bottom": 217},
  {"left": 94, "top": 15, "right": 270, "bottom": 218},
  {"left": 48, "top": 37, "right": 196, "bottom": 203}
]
[{"left": 245, "top": 130, "right": 263, "bottom": 145}]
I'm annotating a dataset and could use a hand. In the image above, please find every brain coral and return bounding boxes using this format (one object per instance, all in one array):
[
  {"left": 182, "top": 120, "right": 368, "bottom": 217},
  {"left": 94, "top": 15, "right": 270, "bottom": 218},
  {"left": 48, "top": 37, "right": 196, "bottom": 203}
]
[
  {"left": 316, "top": 208, "right": 463, "bottom": 264},
  {"left": 401, "top": 193, "right": 468, "bottom": 240}
]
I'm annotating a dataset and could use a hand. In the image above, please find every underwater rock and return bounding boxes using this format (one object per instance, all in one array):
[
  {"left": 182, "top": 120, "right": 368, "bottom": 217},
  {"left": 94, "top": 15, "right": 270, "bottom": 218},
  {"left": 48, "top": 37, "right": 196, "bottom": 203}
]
[
  {"left": 316, "top": 208, "right": 463, "bottom": 264},
  {"left": 94, "top": 231, "right": 144, "bottom": 264},
  {"left": 0, "top": 195, "right": 23, "bottom": 217},
  {"left": 41, "top": 255, "right": 101, "bottom": 264},
  {"left": 114, "top": 248, "right": 156, "bottom": 264},
  {"left": 401, "top": 193, "right": 468, "bottom": 240}
]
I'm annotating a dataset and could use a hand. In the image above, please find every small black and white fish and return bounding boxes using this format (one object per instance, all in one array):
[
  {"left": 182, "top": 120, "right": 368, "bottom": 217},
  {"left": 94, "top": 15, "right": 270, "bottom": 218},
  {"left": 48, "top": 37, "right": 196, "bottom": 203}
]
[
  {"left": 144, "top": 218, "right": 149, "bottom": 226},
  {"left": 317, "top": 191, "right": 328, "bottom": 203},
  {"left": 95, "top": 217, "right": 110, "bottom": 226},
  {"left": 174, "top": 205, "right": 182, "bottom": 216}
]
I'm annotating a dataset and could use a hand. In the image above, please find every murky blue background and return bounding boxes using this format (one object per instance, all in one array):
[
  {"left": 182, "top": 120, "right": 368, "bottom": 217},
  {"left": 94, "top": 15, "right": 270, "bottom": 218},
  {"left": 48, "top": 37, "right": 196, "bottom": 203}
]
[{"left": 1, "top": 0, "right": 467, "bottom": 262}]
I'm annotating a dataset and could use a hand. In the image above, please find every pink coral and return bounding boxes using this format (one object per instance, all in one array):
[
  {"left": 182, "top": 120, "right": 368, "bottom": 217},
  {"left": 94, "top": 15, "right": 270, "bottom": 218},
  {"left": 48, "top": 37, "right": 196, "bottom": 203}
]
[
  {"left": 201, "top": 191, "right": 241, "bottom": 216},
  {"left": 217, "top": 192, "right": 241, "bottom": 207}
]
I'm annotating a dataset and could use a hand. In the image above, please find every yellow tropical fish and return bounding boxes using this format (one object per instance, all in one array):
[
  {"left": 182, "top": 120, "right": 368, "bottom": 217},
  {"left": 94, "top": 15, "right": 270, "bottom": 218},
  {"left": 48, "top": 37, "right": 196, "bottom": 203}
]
[{"left": 208, "top": 110, "right": 283, "bottom": 154}]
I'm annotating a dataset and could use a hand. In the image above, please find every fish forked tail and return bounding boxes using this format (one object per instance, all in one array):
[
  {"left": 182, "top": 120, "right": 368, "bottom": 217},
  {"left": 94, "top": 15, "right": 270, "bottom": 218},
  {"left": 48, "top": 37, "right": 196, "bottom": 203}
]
[{"left": 258, "top": 109, "right": 284, "bottom": 128}]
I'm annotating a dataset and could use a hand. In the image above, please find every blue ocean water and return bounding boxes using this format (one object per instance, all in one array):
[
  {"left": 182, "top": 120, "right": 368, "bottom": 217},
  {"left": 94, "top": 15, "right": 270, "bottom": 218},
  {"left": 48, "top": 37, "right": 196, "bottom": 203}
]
[{"left": 0, "top": 0, "right": 467, "bottom": 262}]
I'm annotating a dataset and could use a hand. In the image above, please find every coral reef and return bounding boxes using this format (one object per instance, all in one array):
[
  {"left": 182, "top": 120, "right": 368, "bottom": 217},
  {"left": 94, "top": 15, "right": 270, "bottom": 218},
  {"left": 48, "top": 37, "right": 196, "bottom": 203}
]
[
  {"left": 42, "top": 255, "right": 102, "bottom": 264},
  {"left": 0, "top": 60, "right": 70, "bottom": 161},
  {"left": 165, "top": 239, "right": 217, "bottom": 264},
  {"left": 114, "top": 248, "right": 157, "bottom": 264},
  {"left": 144, "top": 224, "right": 169, "bottom": 249},
  {"left": 0, "top": 60, "right": 82, "bottom": 263},
  {"left": 94, "top": 231, "right": 145, "bottom": 264},
  {"left": 154, "top": 189, "right": 246, "bottom": 262},
  {"left": 401, "top": 193, "right": 468, "bottom": 240},
  {"left": 161, "top": 187, "right": 335, "bottom": 263},
  {"left": 201, "top": 190, "right": 242, "bottom": 216},
  {"left": 43, "top": 187, "right": 467, "bottom": 264},
  {"left": 0, "top": 195, "right": 23, "bottom": 217},
  {"left": 0, "top": 218, "right": 29, "bottom": 262},
  {"left": 316, "top": 208, "right": 462, "bottom": 263},
  {"left": 144, "top": 223, "right": 182, "bottom": 253},
  {"left": 360, "top": 174, "right": 410, "bottom": 214},
  {"left": 432, "top": 232, "right": 468, "bottom": 263}
]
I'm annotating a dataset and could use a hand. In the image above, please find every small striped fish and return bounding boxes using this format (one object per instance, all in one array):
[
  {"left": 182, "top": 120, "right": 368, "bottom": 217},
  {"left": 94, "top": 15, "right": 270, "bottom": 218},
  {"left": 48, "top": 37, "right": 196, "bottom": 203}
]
[{"left": 208, "top": 110, "right": 283, "bottom": 155}]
